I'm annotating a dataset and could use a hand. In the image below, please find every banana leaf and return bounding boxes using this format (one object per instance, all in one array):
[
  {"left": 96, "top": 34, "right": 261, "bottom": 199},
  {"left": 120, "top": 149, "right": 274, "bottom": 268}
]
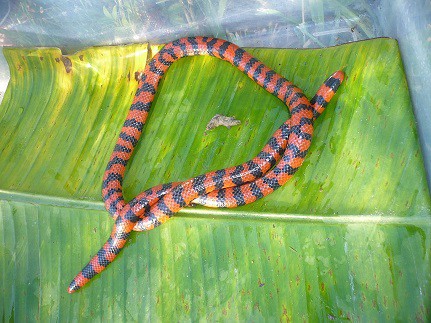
[{"left": 0, "top": 38, "right": 430, "bottom": 321}]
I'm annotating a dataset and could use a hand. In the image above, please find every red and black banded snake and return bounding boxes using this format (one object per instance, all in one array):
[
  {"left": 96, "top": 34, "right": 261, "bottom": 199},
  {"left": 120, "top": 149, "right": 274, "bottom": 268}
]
[{"left": 68, "top": 36, "right": 344, "bottom": 293}]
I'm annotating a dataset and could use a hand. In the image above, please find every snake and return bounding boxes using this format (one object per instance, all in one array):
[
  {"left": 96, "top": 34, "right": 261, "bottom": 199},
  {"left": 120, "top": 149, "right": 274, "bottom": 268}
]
[{"left": 67, "top": 36, "right": 344, "bottom": 293}]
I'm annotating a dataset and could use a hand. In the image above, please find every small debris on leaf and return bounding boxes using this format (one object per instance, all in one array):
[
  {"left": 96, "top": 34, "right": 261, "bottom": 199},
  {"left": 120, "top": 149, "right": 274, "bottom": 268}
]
[
  {"left": 60, "top": 56, "right": 72, "bottom": 73},
  {"left": 205, "top": 114, "right": 241, "bottom": 131}
]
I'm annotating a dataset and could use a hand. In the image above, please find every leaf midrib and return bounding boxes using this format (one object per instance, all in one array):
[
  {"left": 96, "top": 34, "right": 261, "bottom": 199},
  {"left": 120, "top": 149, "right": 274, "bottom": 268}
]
[{"left": 2, "top": 189, "right": 429, "bottom": 225}]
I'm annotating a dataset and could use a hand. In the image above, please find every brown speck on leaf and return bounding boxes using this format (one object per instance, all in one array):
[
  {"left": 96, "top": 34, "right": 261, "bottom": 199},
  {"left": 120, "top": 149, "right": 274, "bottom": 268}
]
[
  {"left": 282, "top": 305, "right": 288, "bottom": 318},
  {"left": 205, "top": 114, "right": 241, "bottom": 132},
  {"left": 79, "top": 55, "right": 84, "bottom": 61},
  {"left": 55, "top": 57, "right": 60, "bottom": 63},
  {"left": 134, "top": 71, "right": 141, "bottom": 81},
  {"left": 61, "top": 56, "right": 72, "bottom": 73},
  {"left": 127, "top": 71, "right": 131, "bottom": 81},
  {"left": 39, "top": 56, "right": 44, "bottom": 61}
]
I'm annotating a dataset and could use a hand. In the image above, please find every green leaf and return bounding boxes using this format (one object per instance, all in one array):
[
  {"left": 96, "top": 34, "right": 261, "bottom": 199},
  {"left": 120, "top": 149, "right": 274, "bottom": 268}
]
[
  {"left": 0, "top": 39, "right": 430, "bottom": 321},
  {"left": 102, "top": 6, "right": 112, "bottom": 19},
  {"left": 112, "top": 5, "right": 118, "bottom": 22},
  {"left": 308, "top": 0, "right": 325, "bottom": 25}
]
